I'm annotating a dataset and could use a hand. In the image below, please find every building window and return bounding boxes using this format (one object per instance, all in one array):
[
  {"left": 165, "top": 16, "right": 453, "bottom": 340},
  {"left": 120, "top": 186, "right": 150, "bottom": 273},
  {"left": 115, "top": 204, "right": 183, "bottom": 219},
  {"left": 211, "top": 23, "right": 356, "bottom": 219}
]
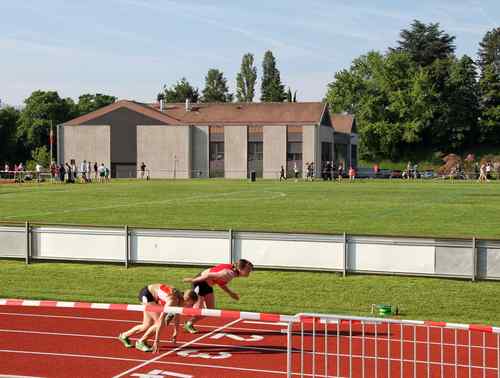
[
  {"left": 287, "top": 126, "right": 302, "bottom": 177},
  {"left": 247, "top": 126, "right": 263, "bottom": 178},
  {"left": 209, "top": 126, "right": 224, "bottom": 178},
  {"left": 321, "top": 142, "right": 333, "bottom": 163}
]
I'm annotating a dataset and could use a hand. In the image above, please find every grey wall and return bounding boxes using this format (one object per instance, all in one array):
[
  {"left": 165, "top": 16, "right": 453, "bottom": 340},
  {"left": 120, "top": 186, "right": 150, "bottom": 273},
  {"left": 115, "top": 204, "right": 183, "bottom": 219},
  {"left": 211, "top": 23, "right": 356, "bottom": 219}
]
[
  {"left": 191, "top": 126, "right": 209, "bottom": 178},
  {"left": 302, "top": 125, "right": 319, "bottom": 177},
  {"left": 263, "top": 126, "right": 287, "bottom": 179},
  {"left": 224, "top": 126, "right": 247, "bottom": 179},
  {"left": 137, "top": 125, "right": 191, "bottom": 179},
  {"left": 84, "top": 107, "right": 167, "bottom": 165},
  {"left": 63, "top": 125, "right": 111, "bottom": 168}
]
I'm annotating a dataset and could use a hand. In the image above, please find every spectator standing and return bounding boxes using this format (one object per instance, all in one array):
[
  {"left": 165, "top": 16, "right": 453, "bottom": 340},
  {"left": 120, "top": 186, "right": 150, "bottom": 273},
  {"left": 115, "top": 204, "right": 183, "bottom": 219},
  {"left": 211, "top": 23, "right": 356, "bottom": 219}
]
[
  {"left": 93, "top": 162, "right": 98, "bottom": 180},
  {"left": 349, "top": 166, "right": 356, "bottom": 182},
  {"left": 98, "top": 163, "right": 105, "bottom": 183},
  {"left": 35, "top": 162, "right": 42, "bottom": 182},
  {"left": 413, "top": 163, "right": 419, "bottom": 179},
  {"left": 478, "top": 163, "right": 488, "bottom": 183},
  {"left": 279, "top": 165, "right": 286, "bottom": 181},
  {"left": 58, "top": 164, "right": 65, "bottom": 183},
  {"left": 71, "top": 161, "right": 78, "bottom": 181},
  {"left": 140, "top": 162, "right": 146, "bottom": 180},
  {"left": 406, "top": 161, "right": 412, "bottom": 180},
  {"left": 80, "top": 160, "right": 87, "bottom": 183},
  {"left": 293, "top": 162, "right": 299, "bottom": 182},
  {"left": 87, "top": 161, "right": 92, "bottom": 182},
  {"left": 338, "top": 163, "right": 343, "bottom": 183},
  {"left": 486, "top": 162, "right": 492, "bottom": 180}
]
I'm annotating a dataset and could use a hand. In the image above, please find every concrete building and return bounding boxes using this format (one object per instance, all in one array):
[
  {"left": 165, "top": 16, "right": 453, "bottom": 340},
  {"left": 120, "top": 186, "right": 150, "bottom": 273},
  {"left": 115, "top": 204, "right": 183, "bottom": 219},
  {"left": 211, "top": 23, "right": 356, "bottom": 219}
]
[{"left": 60, "top": 100, "right": 357, "bottom": 179}]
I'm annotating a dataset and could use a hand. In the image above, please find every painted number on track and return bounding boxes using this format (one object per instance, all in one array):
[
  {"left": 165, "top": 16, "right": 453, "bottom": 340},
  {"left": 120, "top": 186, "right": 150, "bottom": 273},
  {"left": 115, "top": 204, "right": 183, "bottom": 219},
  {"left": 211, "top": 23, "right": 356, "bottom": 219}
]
[
  {"left": 177, "top": 348, "right": 232, "bottom": 359},
  {"left": 131, "top": 369, "right": 193, "bottom": 378},
  {"left": 210, "top": 332, "right": 264, "bottom": 342}
]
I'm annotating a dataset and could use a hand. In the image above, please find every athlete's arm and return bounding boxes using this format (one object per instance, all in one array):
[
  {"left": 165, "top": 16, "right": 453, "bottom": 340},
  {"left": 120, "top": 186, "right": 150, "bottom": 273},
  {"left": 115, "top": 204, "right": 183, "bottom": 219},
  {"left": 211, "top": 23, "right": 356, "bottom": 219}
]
[{"left": 220, "top": 284, "right": 239, "bottom": 300}]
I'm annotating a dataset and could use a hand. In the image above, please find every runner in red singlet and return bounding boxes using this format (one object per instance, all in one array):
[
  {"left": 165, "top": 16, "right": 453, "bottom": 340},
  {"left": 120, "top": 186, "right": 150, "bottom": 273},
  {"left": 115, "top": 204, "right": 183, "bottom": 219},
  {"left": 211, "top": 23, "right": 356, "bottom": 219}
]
[
  {"left": 182, "top": 259, "right": 254, "bottom": 334},
  {"left": 118, "top": 283, "right": 198, "bottom": 353}
]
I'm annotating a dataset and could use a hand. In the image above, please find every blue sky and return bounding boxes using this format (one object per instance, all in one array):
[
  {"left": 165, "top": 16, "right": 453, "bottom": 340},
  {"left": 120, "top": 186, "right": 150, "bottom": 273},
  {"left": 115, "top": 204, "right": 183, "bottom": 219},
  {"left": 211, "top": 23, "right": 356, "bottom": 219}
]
[{"left": 0, "top": 0, "right": 498, "bottom": 106}]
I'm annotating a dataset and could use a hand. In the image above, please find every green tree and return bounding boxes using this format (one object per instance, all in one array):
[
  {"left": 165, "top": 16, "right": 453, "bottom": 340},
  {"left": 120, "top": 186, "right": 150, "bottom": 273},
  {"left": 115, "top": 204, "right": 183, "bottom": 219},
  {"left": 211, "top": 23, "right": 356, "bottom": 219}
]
[
  {"left": 261, "top": 50, "right": 286, "bottom": 102},
  {"left": 0, "top": 106, "right": 22, "bottom": 163},
  {"left": 393, "top": 20, "right": 455, "bottom": 67},
  {"left": 160, "top": 78, "right": 199, "bottom": 103},
  {"left": 76, "top": 94, "right": 116, "bottom": 116},
  {"left": 443, "top": 56, "right": 480, "bottom": 148},
  {"left": 236, "top": 53, "right": 257, "bottom": 102},
  {"left": 478, "top": 27, "right": 500, "bottom": 76},
  {"left": 201, "top": 69, "right": 233, "bottom": 103},
  {"left": 30, "top": 145, "right": 51, "bottom": 167},
  {"left": 479, "top": 64, "right": 500, "bottom": 141},
  {"left": 326, "top": 51, "right": 437, "bottom": 160},
  {"left": 16, "top": 91, "right": 74, "bottom": 154},
  {"left": 285, "top": 87, "right": 298, "bottom": 102}
]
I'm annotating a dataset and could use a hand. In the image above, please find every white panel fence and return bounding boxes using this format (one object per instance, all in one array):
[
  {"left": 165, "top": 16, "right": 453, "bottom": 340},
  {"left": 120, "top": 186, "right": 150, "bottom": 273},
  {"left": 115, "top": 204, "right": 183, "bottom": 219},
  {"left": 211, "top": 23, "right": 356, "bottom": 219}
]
[{"left": 1, "top": 223, "right": 500, "bottom": 281}]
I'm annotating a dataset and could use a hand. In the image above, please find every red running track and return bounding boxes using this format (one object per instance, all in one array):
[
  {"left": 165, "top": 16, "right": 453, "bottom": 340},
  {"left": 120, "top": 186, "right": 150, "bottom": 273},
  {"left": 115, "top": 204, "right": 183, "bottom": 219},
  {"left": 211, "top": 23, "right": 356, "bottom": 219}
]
[{"left": 0, "top": 305, "right": 498, "bottom": 377}]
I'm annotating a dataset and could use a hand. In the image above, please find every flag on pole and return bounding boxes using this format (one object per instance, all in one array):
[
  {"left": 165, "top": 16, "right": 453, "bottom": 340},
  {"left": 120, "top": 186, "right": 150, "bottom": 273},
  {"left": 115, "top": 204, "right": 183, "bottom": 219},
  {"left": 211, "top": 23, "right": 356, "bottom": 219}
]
[{"left": 49, "top": 126, "right": 54, "bottom": 146}]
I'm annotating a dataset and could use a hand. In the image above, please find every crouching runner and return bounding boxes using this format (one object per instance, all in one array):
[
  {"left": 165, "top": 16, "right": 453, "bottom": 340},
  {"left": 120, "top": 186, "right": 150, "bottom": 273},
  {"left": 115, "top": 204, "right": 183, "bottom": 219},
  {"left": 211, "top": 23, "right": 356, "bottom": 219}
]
[
  {"left": 118, "top": 283, "right": 198, "bottom": 353},
  {"left": 182, "top": 259, "right": 253, "bottom": 334}
]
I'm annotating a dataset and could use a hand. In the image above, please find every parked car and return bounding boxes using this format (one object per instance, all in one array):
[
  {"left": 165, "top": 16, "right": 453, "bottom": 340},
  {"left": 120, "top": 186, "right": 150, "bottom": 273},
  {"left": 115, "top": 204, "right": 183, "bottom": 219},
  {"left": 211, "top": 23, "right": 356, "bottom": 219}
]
[{"left": 390, "top": 170, "right": 402, "bottom": 179}]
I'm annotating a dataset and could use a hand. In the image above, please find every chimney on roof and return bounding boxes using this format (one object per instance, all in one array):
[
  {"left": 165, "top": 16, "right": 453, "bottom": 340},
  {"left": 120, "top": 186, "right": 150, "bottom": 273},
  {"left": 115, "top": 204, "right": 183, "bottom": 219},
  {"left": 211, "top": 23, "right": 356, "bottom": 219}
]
[
  {"left": 160, "top": 99, "right": 164, "bottom": 112},
  {"left": 185, "top": 98, "right": 191, "bottom": 112}
]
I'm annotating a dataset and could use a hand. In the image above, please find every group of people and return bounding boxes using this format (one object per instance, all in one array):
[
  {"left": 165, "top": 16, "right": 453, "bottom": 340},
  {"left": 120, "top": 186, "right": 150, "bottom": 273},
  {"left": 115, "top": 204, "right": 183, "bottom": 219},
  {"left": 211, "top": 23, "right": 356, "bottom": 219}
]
[
  {"left": 118, "top": 259, "right": 254, "bottom": 353},
  {"left": 53, "top": 160, "right": 110, "bottom": 184},
  {"left": 278, "top": 161, "right": 356, "bottom": 182}
]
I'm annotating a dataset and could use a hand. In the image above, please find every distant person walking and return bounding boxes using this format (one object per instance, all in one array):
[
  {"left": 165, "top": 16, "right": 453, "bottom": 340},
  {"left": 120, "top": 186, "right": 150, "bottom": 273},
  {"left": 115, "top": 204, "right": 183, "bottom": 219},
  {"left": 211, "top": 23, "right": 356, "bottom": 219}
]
[
  {"left": 293, "top": 163, "right": 299, "bottom": 182},
  {"left": 338, "top": 163, "right": 343, "bottom": 183},
  {"left": 140, "top": 162, "right": 146, "bottom": 180},
  {"left": 478, "top": 163, "right": 489, "bottom": 183},
  {"left": 98, "top": 163, "right": 105, "bottom": 183},
  {"left": 279, "top": 165, "right": 286, "bottom": 181},
  {"left": 349, "top": 166, "right": 356, "bottom": 182},
  {"left": 93, "top": 162, "right": 98, "bottom": 180}
]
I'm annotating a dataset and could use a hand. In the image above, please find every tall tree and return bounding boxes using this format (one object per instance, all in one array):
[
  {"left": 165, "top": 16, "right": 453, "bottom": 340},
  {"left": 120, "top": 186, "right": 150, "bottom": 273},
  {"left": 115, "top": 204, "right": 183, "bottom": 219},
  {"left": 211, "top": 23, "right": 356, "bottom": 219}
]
[
  {"left": 160, "top": 78, "right": 199, "bottom": 103},
  {"left": 16, "top": 91, "right": 74, "bottom": 154},
  {"left": 76, "top": 94, "right": 116, "bottom": 116},
  {"left": 443, "top": 56, "right": 480, "bottom": 148},
  {"left": 202, "top": 69, "right": 233, "bottom": 103},
  {"left": 478, "top": 27, "right": 500, "bottom": 76},
  {"left": 261, "top": 50, "right": 286, "bottom": 102},
  {"left": 393, "top": 20, "right": 455, "bottom": 67},
  {"left": 479, "top": 64, "right": 500, "bottom": 142},
  {"left": 236, "top": 53, "right": 257, "bottom": 102},
  {"left": 0, "top": 106, "right": 22, "bottom": 163}
]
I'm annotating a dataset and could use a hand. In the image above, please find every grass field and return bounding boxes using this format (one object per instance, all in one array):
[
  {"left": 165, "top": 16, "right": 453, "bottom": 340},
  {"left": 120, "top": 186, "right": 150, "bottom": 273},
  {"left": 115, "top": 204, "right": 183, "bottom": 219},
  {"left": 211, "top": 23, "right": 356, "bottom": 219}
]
[
  {"left": 0, "top": 179, "right": 499, "bottom": 238},
  {"left": 1, "top": 260, "right": 499, "bottom": 325}
]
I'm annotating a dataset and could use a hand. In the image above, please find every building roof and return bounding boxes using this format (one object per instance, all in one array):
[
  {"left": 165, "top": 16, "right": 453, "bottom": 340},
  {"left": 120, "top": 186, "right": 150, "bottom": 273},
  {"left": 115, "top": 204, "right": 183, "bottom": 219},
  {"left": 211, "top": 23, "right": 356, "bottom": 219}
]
[
  {"left": 151, "top": 101, "right": 327, "bottom": 126},
  {"left": 63, "top": 99, "right": 354, "bottom": 134},
  {"left": 331, "top": 114, "right": 355, "bottom": 134},
  {"left": 63, "top": 100, "right": 179, "bottom": 126}
]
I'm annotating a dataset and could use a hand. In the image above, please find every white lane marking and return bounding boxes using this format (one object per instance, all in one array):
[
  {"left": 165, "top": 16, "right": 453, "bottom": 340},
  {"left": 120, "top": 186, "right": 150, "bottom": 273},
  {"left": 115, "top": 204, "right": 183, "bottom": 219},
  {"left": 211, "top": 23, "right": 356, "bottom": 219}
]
[
  {"left": 0, "top": 349, "right": 332, "bottom": 377},
  {"left": 131, "top": 370, "right": 192, "bottom": 378},
  {"left": 243, "top": 320, "right": 288, "bottom": 326},
  {"left": 112, "top": 318, "right": 241, "bottom": 378},
  {"left": 210, "top": 332, "right": 264, "bottom": 342},
  {"left": 0, "top": 328, "right": 288, "bottom": 354},
  {"left": 0, "top": 312, "right": 284, "bottom": 334}
]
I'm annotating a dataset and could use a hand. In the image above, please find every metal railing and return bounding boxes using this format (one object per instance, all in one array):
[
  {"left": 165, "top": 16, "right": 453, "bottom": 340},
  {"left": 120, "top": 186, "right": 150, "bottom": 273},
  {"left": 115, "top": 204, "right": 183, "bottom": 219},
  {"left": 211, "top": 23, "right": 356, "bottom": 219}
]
[{"left": 286, "top": 313, "right": 500, "bottom": 378}]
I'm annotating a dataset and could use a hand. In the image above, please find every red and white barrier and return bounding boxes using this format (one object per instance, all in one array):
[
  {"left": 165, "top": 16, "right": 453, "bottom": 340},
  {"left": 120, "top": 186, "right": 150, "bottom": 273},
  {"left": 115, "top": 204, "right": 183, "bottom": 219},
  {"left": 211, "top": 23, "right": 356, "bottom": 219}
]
[{"left": 0, "top": 298, "right": 295, "bottom": 323}]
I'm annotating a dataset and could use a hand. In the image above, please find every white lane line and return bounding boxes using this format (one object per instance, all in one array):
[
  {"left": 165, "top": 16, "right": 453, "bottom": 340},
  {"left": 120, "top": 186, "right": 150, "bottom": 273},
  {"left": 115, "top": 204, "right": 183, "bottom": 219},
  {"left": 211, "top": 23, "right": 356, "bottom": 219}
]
[
  {"left": 243, "top": 320, "right": 288, "bottom": 326},
  {"left": 0, "top": 328, "right": 288, "bottom": 354},
  {"left": 0, "top": 311, "right": 283, "bottom": 334},
  {"left": 112, "top": 318, "right": 241, "bottom": 378},
  {"left": 0, "top": 349, "right": 341, "bottom": 377}
]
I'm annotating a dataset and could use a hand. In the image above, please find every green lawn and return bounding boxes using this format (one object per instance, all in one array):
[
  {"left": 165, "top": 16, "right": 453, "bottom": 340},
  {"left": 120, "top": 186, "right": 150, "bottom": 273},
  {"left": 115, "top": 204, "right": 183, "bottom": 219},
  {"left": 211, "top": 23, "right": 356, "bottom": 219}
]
[
  {"left": 0, "top": 260, "right": 499, "bottom": 325},
  {"left": 0, "top": 179, "right": 499, "bottom": 239}
]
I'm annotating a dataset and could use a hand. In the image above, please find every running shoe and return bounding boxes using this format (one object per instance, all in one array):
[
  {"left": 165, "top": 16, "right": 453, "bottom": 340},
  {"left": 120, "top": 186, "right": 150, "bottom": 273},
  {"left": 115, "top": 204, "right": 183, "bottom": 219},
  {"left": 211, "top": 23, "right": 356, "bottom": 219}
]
[
  {"left": 118, "top": 333, "right": 133, "bottom": 348},
  {"left": 183, "top": 321, "right": 198, "bottom": 334},
  {"left": 135, "top": 340, "right": 153, "bottom": 352},
  {"left": 165, "top": 313, "right": 175, "bottom": 326}
]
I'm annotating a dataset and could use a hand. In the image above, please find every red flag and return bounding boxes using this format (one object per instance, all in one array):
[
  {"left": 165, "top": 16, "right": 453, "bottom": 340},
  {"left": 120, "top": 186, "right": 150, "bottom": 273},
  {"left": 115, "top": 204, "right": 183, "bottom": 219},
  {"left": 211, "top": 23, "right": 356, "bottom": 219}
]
[{"left": 49, "top": 127, "right": 54, "bottom": 146}]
